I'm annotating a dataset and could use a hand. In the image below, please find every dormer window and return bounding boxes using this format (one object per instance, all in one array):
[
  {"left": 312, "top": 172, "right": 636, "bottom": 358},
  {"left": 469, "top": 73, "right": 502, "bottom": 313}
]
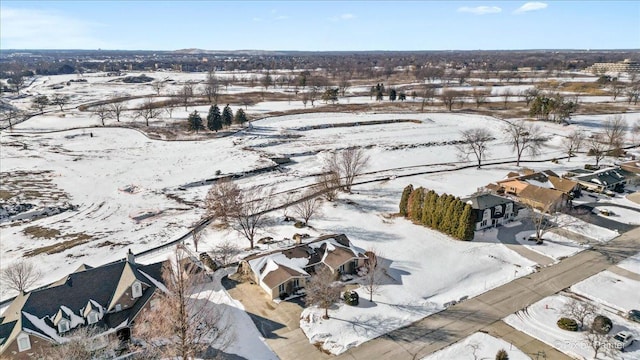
[
  {"left": 132, "top": 281, "right": 142, "bottom": 298},
  {"left": 87, "top": 311, "right": 99, "bottom": 325},
  {"left": 494, "top": 205, "right": 502, "bottom": 215},
  {"left": 115, "top": 304, "right": 122, "bottom": 312},
  {"left": 58, "top": 320, "right": 70, "bottom": 333},
  {"left": 17, "top": 333, "right": 31, "bottom": 352}
]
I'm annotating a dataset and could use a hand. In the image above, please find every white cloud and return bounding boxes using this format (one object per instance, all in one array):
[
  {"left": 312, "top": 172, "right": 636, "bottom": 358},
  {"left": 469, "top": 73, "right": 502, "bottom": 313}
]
[
  {"left": 0, "top": 7, "right": 110, "bottom": 49},
  {"left": 329, "top": 13, "right": 357, "bottom": 22},
  {"left": 457, "top": 6, "right": 502, "bottom": 15},
  {"left": 274, "top": 15, "right": 289, "bottom": 20},
  {"left": 514, "top": 2, "right": 548, "bottom": 14}
]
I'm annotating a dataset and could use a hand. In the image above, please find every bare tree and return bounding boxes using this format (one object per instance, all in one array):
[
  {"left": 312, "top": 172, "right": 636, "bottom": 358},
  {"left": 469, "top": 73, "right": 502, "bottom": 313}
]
[
  {"left": 362, "top": 249, "right": 384, "bottom": 302},
  {"left": 212, "top": 240, "right": 241, "bottom": 266},
  {"left": 1, "top": 260, "right": 41, "bottom": 293},
  {"left": 179, "top": 83, "right": 194, "bottom": 111},
  {"left": 562, "top": 298, "right": 597, "bottom": 330},
  {"left": 204, "top": 70, "right": 220, "bottom": 103},
  {"left": 9, "top": 70, "right": 25, "bottom": 94},
  {"left": 603, "top": 115, "right": 627, "bottom": 157},
  {"left": 441, "top": 88, "right": 461, "bottom": 111},
  {"left": 292, "top": 192, "right": 322, "bottom": 225},
  {"left": 31, "top": 95, "right": 49, "bottom": 114},
  {"left": 504, "top": 120, "right": 547, "bottom": 166},
  {"left": 205, "top": 178, "right": 241, "bottom": 223},
  {"left": 502, "top": 89, "right": 513, "bottom": 108},
  {"left": 304, "top": 267, "right": 343, "bottom": 319},
  {"left": 134, "top": 247, "right": 231, "bottom": 359},
  {"left": 471, "top": 88, "right": 489, "bottom": 109},
  {"left": 564, "top": 130, "right": 585, "bottom": 161},
  {"left": 233, "top": 186, "right": 274, "bottom": 249},
  {"left": 584, "top": 330, "right": 615, "bottom": 360},
  {"left": 324, "top": 148, "right": 370, "bottom": 193},
  {"left": 456, "top": 128, "right": 493, "bottom": 168},
  {"left": 134, "top": 98, "right": 161, "bottom": 126},
  {"left": 108, "top": 100, "right": 127, "bottom": 122},
  {"left": 610, "top": 83, "right": 624, "bottom": 101},
  {"left": 91, "top": 104, "right": 112, "bottom": 126},
  {"left": 521, "top": 88, "right": 539, "bottom": 107},
  {"left": 39, "top": 326, "right": 117, "bottom": 360},
  {"left": 588, "top": 134, "right": 608, "bottom": 167},
  {"left": 338, "top": 74, "right": 351, "bottom": 97},
  {"left": 316, "top": 170, "right": 340, "bottom": 201},
  {"left": 151, "top": 80, "right": 165, "bottom": 95},
  {"left": 50, "top": 94, "right": 70, "bottom": 111},
  {"left": 1, "top": 107, "right": 22, "bottom": 129},
  {"left": 239, "top": 96, "right": 256, "bottom": 110},
  {"left": 191, "top": 228, "right": 202, "bottom": 252}
]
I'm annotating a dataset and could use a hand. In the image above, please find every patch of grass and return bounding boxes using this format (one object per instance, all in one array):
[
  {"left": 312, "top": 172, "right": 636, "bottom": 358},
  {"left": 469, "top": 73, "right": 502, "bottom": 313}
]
[
  {"left": 23, "top": 225, "right": 61, "bottom": 239},
  {"left": 0, "top": 190, "right": 14, "bottom": 200},
  {"left": 23, "top": 233, "right": 92, "bottom": 257}
]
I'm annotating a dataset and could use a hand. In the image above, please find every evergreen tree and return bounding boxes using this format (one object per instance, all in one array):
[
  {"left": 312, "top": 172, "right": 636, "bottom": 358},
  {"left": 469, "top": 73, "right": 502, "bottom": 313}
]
[
  {"left": 389, "top": 88, "right": 397, "bottom": 101},
  {"left": 431, "top": 193, "right": 446, "bottom": 229},
  {"left": 408, "top": 188, "right": 424, "bottom": 223},
  {"left": 187, "top": 110, "right": 203, "bottom": 132},
  {"left": 421, "top": 190, "right": 436, "bottom": 226},
  {"left": 207, "top": 105, "right": 222, "bottom": 132},
  {"left": 234, "top": 108, "right": 248, "bottom": 125},
  {"left": 222, "top": 104, "right": 233, "bottom": 127},
  {"left": 399, "top": 184, "right": 414, "bottom": 216},
  {"left": 457, "top": 204, "right": 475, "bottom": 240},
  {"left": 376, "top": 90, "right": 384, "bottom": 101},
  {"left": 442, "top": 199, "right": 458, "bottom": 235},
  {"left": 451, "top": 199, "right": 465, "bottom": 235}
]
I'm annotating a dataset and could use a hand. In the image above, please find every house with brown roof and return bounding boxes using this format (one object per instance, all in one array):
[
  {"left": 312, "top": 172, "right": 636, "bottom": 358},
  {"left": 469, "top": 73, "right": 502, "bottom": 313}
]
[
  {"left": 493, "top": 170, "right": 578, "bottom": 212},
  {"left": 239, "top": 234, "right": 367, "bottom": 300},
  {"left": 0, "top": 252, "right": 167, "bottom": 359}
]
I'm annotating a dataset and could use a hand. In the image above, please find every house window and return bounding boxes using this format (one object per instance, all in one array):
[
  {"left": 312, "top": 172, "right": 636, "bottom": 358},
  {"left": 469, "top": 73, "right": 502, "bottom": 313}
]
[
  {"left": 115, "top": 304, "right": 122, "bottom": 312},
  {"left": 480, "top": 220, "right": 488, "bottom": 228},
  {"left": 17, "top": 333, "right": 31, "bottom": 352},
  {"left": 58, "top": 320, "right": 70, "bottom": 333},
  {"left": 339, "top": 264, "right": 345, "bottom": 273},
  {"left": 278, "top": 283, "right": 285, "bottom": 294},
  {"left": 292, "top": 278, "right": 300, "bottom": 289},
  {"left": 132, "top": 282, "right": 142, "bottom": 298},
  {"left": 87, "top": 311, "right": 99, "bottom": 325}
]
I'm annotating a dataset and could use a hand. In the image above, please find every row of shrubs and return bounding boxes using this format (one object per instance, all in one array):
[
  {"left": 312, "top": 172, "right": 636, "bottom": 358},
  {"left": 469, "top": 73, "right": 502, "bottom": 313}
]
[{"left": 557, "top": 315, "right": 612, "bottom": 333}]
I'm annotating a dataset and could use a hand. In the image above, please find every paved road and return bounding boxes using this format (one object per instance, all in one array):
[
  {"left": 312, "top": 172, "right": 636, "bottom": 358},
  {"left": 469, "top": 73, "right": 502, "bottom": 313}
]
[
  {"left": 573, "top": 203, "right": 637, "bottom": 233},
  {"left": 334, "top": 226, "right": 640, "bottom": 360}
]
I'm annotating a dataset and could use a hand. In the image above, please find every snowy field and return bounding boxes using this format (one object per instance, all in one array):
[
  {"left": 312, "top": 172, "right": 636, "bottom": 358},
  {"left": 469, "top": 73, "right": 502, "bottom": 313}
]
[
  {"left": 505, "top": 295, "right": 640, "bottom": 360},
  {"left": 2, "top": 71, "right": 640, "bottom": 356},
  {"left": 422, "top": 332, "right": 531, "bottom": 360},
  {"left": 570, "top": 271, "right": 640, "bottom": 313}
]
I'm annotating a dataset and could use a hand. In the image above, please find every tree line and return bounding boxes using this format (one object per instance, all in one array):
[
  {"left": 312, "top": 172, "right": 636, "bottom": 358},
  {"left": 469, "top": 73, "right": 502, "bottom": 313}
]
[{"left": 399, "top": 185, "right": 475, "bottom": 241}]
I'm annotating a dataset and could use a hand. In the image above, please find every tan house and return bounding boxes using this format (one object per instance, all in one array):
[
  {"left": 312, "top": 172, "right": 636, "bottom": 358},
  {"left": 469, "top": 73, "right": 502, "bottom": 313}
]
[
  {"left": 239, "top": 234, "right": 367, "bottom": 300},
  {"left": 0, "top": 252, "right": 166, "bottom": 359},
  {"left": 494, "top": 170, "right": 579, "bottom": 212}
]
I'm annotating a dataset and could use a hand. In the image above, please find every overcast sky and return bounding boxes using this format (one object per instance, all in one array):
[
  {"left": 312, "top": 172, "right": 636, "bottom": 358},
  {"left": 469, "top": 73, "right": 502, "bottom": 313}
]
[{"left": 1, "top": 1, "right": 638, "bottom": 51}]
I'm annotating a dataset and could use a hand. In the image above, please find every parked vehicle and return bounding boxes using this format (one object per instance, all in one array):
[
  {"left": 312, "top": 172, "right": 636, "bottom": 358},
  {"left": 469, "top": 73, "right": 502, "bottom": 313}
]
[
  {"left": 611, "top": 331, "right": 635, "bottom": 351},
  {"left": 629, "top": 309, "right": 640, "bottom": 323}
]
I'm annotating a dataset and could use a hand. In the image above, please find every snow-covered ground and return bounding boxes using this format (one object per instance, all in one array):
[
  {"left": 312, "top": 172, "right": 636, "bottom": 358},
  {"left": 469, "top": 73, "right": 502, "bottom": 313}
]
[
  {"left": 555, "top": 214, "right": 619, "bottom": 242},
  {"left": 505, "top": 295, "right": 640, "bottom": 360},
  {"left": 514, "top": 230, "right": 589, "bottom": 261},
  {"left": 570, "top": 271, "right": 640, "bottom": 313},
  {"left": 618, "top": 253, "right": 640, "bottom": 275},
  {"left": 422, "top": 332, "right": 531, "bottom": 360}
]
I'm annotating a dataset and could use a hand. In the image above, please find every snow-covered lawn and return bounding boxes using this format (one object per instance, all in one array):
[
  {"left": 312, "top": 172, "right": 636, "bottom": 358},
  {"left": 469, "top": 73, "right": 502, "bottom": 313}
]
[
  {"left": 618, "top": 253, "right": 640, "bottom": 275},
  {"left": 556, "top": 214, "right": 619, "bottom": 242},
  {"left": 570, "top": 271, "right": 640, "bottom": 313},
  {"left": 514, "top": 230, "right": 589, "bottom": 261},
  {"left": 422, "top": 332, "right": 531, "bottom": 360},
  {"left": 504, "top": 295, "right": 640, "bottom": 360}
]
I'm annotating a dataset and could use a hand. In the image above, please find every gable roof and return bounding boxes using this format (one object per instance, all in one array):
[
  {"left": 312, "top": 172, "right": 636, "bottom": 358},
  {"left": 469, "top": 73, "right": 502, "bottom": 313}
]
[
  {"left": 548, "top": 176, "right": 578, "bottom": 193},
  {"left": 0, "top": 257, "right": 166, "bottom": 355},
  {"left": 518, "top": 185, "right": 565, "bottom": 208},
  {"left": 574, "top": 167, "right": 631, "bottom": 187},
  {"left": 245, "top": 234, "right": 366, "bottom": 291},
  {"left": 462, "top": 193, "right": 513, "bottom": 210}
]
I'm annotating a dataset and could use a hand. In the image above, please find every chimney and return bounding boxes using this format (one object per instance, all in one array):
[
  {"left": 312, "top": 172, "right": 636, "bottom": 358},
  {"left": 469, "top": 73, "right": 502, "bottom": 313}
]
[{"left": 127, "top": 249, "right": 135, "bottom": 264}]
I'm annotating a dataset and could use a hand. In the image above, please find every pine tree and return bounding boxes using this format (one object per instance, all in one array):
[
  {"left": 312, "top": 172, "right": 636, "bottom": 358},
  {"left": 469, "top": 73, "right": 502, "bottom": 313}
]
[
  {"left": 389, "top": 88, "right": 397, "bottom": 101},
  {"left": 399, "top": 184, "right": 414, "bottom": 216},
  {"left": 234, "top": 108, "right": 247, "bottom": 125},
  {"left": 457, "top": 204, "right": 475, "bottom": 241},
  {"left": 207, "top": 105, "right": 222, "bottom": 132},
  {"left": 451, "top": 199, "right": 465, "bottom": 236},
  {"left": 222, "top": 104, "right": 233, "bottom": 127},
  {"left": 442, "top": 199, "right": 458, "bottom": 235},
  {"left": 187, "top": 110, "right": 203, "bottom": 132}
]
